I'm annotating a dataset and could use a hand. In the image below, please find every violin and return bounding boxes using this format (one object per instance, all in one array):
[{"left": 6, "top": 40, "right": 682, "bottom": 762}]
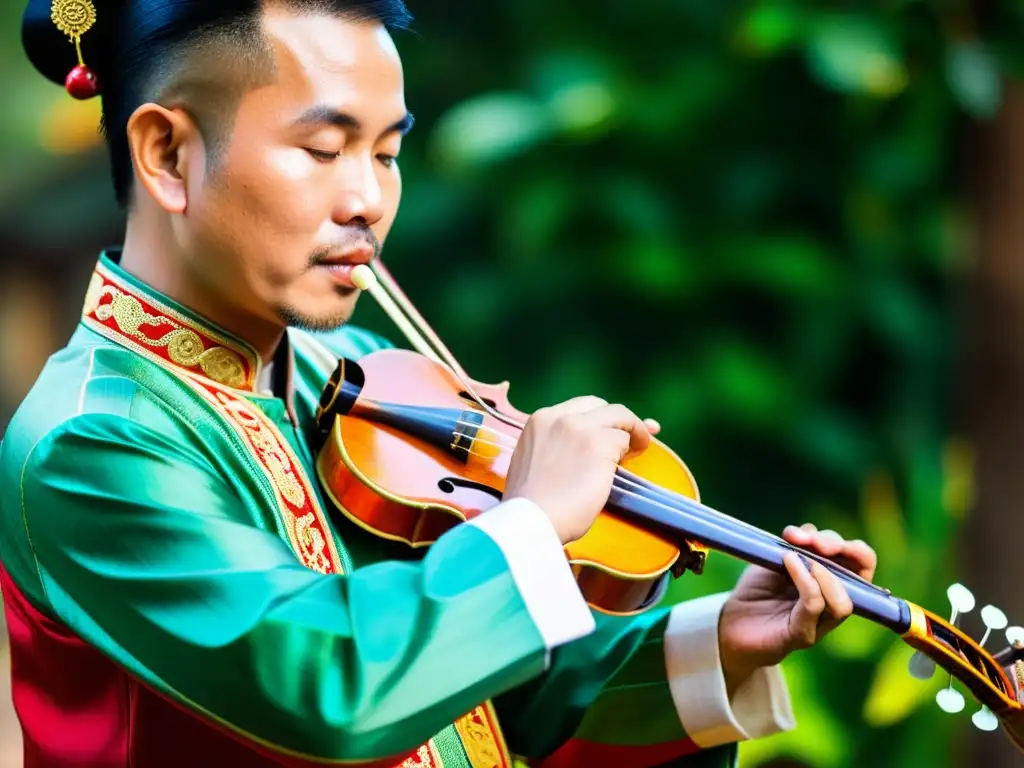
[{"left": 313, "top": 261, "right": 1024, "bottom": 751}]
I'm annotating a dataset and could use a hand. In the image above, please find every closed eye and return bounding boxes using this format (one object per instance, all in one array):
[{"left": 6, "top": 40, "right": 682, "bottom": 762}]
[{"left": 306, "top": 148, "right": 340, "bottom": 162}]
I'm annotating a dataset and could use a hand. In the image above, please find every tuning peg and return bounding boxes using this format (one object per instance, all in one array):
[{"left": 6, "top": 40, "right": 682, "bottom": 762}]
[
  {"left": 936, "top": 688, "right": 966, "bottom": 714},
  {"left": 972, "top": 706, "right": 999, "bottom": 732},
  {"left": 979, "top": 605, "right": 1009, "bottom": 648},
  {"left": 1007, "top": 626, "right": 1024, "bottom": 647},
  {"left": 982, "top": 605, "right": 1009, "bottom": 631},
  {"left": 909, "top": 651, "right": 937, "bottom": 680},
  {"left": 948, "top": 583, "right": 976, "bottom": 624}
]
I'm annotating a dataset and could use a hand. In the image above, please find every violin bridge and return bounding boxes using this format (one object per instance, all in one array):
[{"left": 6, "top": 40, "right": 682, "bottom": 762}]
[{"left": 671, "top": 540, "right": 707, "bottom": 578}]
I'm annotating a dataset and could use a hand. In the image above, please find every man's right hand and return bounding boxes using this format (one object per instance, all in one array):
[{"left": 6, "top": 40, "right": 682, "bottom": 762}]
[{"left": 503, "top": 396, "right": 652, "bottom": 544}]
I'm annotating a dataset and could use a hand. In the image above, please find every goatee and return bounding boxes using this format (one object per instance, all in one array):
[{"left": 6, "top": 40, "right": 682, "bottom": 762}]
[{"left": 276, "top": 305, "right": 352, "bottom": 333}]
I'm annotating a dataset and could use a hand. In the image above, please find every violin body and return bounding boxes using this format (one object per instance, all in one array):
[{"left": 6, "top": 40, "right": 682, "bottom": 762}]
[{"left": 315, "top": 348, "right": 709, "bottom": 615}]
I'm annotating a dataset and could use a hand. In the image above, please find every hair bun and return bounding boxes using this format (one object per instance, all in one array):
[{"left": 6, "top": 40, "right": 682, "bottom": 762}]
[{"left": 22, "top": 0, "right": 120, "bottom": 98}]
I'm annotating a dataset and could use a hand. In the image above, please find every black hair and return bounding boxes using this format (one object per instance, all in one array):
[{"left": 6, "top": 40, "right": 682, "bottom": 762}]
[{"left": 96, "top": 0, "right": 413, "bottom": 208}]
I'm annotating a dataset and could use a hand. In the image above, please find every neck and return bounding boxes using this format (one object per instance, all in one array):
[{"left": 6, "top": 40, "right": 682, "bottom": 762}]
[
  {"left": 119, "top": 216, "right": 285, "bottom": 363},
  {"left": 606, "top": 472, "right": 912, "bottom": 632}
]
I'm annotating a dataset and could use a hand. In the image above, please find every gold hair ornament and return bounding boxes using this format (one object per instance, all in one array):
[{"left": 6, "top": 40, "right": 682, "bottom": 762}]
[{"left": 50, "top": 0, "right": 101, "bottom": 99}]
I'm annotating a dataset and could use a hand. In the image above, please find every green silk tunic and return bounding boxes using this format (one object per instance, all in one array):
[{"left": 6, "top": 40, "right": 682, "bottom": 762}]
[{"left": 0, "top": 252, "right": 792, "bottom": 767}]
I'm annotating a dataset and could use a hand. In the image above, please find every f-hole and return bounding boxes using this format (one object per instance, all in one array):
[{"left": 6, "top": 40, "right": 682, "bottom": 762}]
[
  {"left": 438, "top": 476, "right": 503, "bottom": 501},
  {"left": 458, "top": 391, "right": 497, "bottom": 410}
]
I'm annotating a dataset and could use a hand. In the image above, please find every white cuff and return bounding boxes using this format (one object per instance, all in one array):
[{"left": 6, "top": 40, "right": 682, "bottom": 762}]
[
  {"left": 469, "top": 498, "right": 596, "bottom": 654},
  {"left": 664, "top": 592, "right": 796, "bottom": 748}
]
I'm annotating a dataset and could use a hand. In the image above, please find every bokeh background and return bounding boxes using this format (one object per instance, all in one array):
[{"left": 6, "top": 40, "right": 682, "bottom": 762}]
[{"left": 2, "top": 0, "right": 1023, "bottom": 766}]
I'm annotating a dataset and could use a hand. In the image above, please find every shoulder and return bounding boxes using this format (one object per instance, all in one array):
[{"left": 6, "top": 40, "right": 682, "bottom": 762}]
[{"left": 1, "top": 332, "right": 215, "bottom": 489}]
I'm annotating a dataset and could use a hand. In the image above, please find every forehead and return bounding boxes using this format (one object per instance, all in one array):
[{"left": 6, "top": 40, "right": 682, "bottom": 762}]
[{"left": 258, "top": 8, "right": 406, "bottom": 118}]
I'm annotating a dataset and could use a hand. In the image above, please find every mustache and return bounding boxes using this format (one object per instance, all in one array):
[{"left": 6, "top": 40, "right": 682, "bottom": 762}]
[{"left": 308, "top": 227, "right": 381, "bottom": 266}]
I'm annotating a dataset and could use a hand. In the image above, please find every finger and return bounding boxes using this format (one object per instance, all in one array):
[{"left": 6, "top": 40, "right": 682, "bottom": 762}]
[
  {"left": 783, "top": 523, "right": 820, "bottom": 546},
  {"left": 782, "top": 527, "right": 878, "bottom": 582},
  {"left": 587, "top": 404, "right": 651, "bottom": 457},
  {"left": 783, "top": 526, "right": 846, "bottom": 557},
  {"left": 811, "top": 562, "right": 854, "bottom": 627},
  {"left": 783, "top": 525, "right": 812, "bottom": 546},
  {"left": 838, "top": 538, "right": 877, "bottom": 581},
  {"left": 807, "top": 529, "right": 846, "bottom": 558},
  {"left": 783, "top": 553, "right": 825, "bottom": 648},
  {"left": 544, "top": 396, "right": 608, "bottom": 416},
  {"left": 643, "top": 418, "right": 661, "bottom": 435}
]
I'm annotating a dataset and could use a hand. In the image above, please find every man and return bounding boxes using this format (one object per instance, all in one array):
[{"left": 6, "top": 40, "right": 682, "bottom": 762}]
[{"left": 0, "top": 1, "right": 878, "bottom": 766}]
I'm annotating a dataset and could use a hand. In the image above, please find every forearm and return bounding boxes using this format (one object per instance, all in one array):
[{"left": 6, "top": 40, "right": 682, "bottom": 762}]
[
  {"left": 497, "top": 593, "right": 795, "bottom": 767},
  {"left": 34, "top": 507, "right": 591, "bottom": 760}
]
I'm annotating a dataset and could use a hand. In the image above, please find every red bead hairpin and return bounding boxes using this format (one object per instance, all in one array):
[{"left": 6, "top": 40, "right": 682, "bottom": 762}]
[{"left": 51, "top": 0, "right": 100, "bottom": 99}]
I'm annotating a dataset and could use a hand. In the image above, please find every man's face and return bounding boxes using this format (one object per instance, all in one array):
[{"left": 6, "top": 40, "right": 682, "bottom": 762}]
[{"left": 183, "top": 9, "right": 408, "bottom": 331}]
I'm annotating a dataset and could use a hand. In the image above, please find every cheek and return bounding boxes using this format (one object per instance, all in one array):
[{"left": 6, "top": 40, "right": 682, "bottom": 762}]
[
  {"left": 373, "top": 168, "right": 403, "bottom": 241},
  {"left": 236, "top": 150, "right": 320, "bottom": 228},
  {"left": 209, "top": 150, "right": 326, "bottom": 263}
]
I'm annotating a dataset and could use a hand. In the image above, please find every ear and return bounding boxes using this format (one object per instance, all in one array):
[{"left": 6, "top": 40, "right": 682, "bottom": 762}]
[{"left": 126, "top": 103, "right": 203, "bottom": 214}]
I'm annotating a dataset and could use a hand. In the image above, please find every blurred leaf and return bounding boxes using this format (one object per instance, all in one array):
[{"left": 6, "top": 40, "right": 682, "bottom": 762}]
[
  {"left": 609, "top": 237, "right": 697, "bottom": 296},
  {"left": 863, "top": 639, "right": 944, "bottom": 727},
  {"left": 734, "top": 0, "right": 806, "bottom": 57},
  {"left": 40, "top": 97, "right": 103, "bottom": 155},
  {"left": 823, "top": 618, "right": 889, "bottom": 660},
  {"left": 805, "top": 13, "right": 908, "bottom": 98},
  {"left": 863, "top": 277, "right": 932, "bottom": 352},
  {"left": 703, "top": 342, "right": 791, "bottom": 425},
  {"left": 861, "top": 471, "right": 908, "bottom": 579},
  {"left": 643, "top": 369, "right": 705, "bottom": 435},
  {"left": 942, "top": 439, "right": 974, "bottom": 522},
  {"left": 548, "top": 80, "right": 617, "bottom": 135},
  {"left": 431, "top": 92, "right": 552, "bottom": 172},
  {"left": 529, "top": 52, "right": 620, "bottom": 137},
  {"left": 499, "top": 176, "right": 574, "bottom": 258},
  {"left": 738, "top": 657, "right": 850, "bottom": 767},
  {"left": 789, "top": 411, "right": 872, "bottom": 480},
  {"left": 718, "top": 236, "right": 840, "bottom": 299},
  {"left": 947, "top": 41, "right": 1002, "bottom": 119}
]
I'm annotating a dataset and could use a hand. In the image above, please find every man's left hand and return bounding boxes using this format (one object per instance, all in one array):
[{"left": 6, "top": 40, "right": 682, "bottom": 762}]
[{"left": 718, "top": 523, "right": 878, "bottom": 698}]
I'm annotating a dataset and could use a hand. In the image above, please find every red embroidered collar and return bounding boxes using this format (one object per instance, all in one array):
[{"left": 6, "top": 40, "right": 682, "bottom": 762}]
[{"left": 80, "top": 252, "right": 262, "bottom": 391}]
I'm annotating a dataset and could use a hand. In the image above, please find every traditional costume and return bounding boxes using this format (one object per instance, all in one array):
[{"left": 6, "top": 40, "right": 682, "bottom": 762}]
[{"left": 3, "top": 2, "right": 797, "bottom": 766}]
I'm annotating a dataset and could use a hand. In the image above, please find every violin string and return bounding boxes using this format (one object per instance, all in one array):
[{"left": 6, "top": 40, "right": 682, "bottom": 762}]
[
  {"left": 362, "top": 267, "right": 841, "bottom": 574},
  {"left": 458, "top": 421, "right": 875, "bottom": 580},
  {"left": 459, "top": 431, "right": 882, "bottom": 593},
  {"left": 358, "top": 266, "right": 883, "bottom": 593},
  {"left": 360, "top": 264, "right": 524, "bottom": 431}
]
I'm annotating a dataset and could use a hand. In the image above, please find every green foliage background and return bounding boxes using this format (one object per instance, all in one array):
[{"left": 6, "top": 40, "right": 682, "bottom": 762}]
[{"left": 3, "top": 0, "right": 1024, "bottom": 765}]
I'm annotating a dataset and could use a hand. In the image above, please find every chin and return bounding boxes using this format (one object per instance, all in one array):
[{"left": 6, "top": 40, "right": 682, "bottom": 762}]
[{"left": 276, "top": 304, "right": 354, "bottom": 333}]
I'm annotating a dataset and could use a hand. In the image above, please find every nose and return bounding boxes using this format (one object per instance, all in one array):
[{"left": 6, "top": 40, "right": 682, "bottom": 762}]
[{"left": 331, "top": 154, "right": 385, "bottom": 227}]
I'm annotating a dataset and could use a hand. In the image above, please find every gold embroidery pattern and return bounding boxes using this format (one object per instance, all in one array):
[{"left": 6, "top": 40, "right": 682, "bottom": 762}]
[
  {"left": 91, "top": 285, "right": 247, "bottom": 388},
  {"left": 399, "top": 744, "right": 443, "bottom": 767},
  {"left": 181, "top": 375, "right": 343, "bottom": 576},
  {"left": 213, "top": 391, "right": 307, "bottom": 507},
  {"left": 82, "top": 271, "right": 103, "bottom": 316},
  {"left": 455, "top": 705, "right": 512, "bottom": 768},
  {"left": 82, "top": 262, "right": 258, "bottom": 390},
  {"left": 176, "top": 374, "right": 513, "bottom": 768}
]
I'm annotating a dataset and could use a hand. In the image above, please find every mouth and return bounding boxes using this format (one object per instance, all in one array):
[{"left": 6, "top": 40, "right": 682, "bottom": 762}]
[{"left": 316, "top": 243, "right": 375, "bottom": 288}]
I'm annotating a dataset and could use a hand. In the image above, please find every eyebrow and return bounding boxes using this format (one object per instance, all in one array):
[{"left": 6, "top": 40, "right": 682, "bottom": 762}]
[{"left": 293, "top": 106, "right": 415, "bottom": 137}]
